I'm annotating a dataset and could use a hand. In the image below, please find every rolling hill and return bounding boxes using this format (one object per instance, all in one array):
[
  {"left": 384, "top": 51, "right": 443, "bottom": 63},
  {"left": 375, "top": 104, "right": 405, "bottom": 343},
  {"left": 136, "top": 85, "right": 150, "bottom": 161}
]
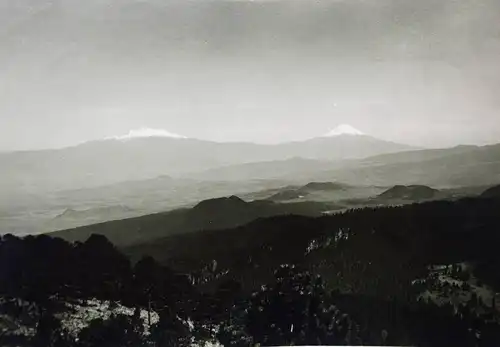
[
  {"left": 267, "top": 181, "right": 353, "bottom": 202},
  {"left": 377, "top": 185, "right": 439, "bottom": 200},
  {"left": 48, "top": 196, "right": 337, "bottom": 247}
]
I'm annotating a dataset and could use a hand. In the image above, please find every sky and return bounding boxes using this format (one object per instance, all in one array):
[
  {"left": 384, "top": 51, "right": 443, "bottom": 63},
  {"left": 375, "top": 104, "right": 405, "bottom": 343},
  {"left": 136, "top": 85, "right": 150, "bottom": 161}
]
[{"left": 0, "top": 0, "right": 499, "bottom": 151}]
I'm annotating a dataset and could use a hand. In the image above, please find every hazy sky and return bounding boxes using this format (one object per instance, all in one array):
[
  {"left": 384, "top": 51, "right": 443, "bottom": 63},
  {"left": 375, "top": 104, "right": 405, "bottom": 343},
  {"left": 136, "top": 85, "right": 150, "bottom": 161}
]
[{"left": 0, "top": 0, "right": 499, "bottom": 150}]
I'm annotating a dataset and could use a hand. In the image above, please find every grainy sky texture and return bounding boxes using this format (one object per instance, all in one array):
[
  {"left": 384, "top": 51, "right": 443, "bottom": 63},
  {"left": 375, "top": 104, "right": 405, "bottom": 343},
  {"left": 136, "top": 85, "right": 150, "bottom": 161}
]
[{"left": 0, "top": 0, "right": 499, "bottom": 150}]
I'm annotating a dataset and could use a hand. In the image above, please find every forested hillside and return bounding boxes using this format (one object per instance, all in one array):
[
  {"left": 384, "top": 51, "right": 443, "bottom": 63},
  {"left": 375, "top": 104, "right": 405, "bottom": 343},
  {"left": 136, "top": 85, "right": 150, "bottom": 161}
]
[{"left": 2, "top": 196, "right": 500, "bottom": 346}]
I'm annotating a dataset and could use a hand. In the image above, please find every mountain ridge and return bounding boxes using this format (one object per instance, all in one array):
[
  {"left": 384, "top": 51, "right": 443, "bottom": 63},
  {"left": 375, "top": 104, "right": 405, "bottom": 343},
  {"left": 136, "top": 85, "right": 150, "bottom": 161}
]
[{"left": 0, "top": 132, "right": 414, "bottom": 193}]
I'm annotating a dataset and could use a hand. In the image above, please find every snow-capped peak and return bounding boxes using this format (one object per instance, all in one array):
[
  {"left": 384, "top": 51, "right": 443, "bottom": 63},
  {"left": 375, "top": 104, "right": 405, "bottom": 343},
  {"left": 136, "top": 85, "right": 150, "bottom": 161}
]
[
  {"left": 107, "top": 127, "right": 188, "bottom": 140},
  {"left": 323, "top": 124, "right": 364, "bottom": 137}
]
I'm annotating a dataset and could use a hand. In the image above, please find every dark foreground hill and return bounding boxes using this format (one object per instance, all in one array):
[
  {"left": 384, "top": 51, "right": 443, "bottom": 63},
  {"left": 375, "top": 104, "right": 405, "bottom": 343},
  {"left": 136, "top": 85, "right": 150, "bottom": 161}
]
[
  {"left": 2, "top": 196, "right": 500, "bottom": 346},
  {"left": 49, "top": 196, "right": 335, "bottom": 247},
  {"left": 124, "top": 197, "right": 500, "bottom": 298},
  {"left": 481, "top": 184, "right": 500, "bottom": 198},
  {"left": 122, "top": 196, "right": 500, "bottom": 345}
]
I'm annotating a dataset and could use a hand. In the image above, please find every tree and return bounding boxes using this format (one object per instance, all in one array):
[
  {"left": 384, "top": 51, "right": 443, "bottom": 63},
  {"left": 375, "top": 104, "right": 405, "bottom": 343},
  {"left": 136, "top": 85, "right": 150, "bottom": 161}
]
[
  {"left": 76, "top": 314, "right": 145, "bottom": 347},
  {"left": 149, "top": 308, "right": 191, "bottom": 347},
  {"left": 131, "top": 256, "right": 164, "bottom": 326},
  {"left": 245, "top": 264, "right": 359, "bottom": 346},
  {"left": 73, "top": 234, "right": 132, "bottom": 300},
  {"left": 214, "top": 279, "right": 243, "bottom": 324},
  {"left": 32, "top": 310, "right": 71, "bottom": 347},
  {"left": 214, "top": 279, "right": 252, "bottom": 347}
]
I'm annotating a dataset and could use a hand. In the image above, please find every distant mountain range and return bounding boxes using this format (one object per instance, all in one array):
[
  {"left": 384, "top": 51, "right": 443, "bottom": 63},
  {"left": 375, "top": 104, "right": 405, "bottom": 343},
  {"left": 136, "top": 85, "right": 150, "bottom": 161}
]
[
  {"left": 192, "top": 143, "right": 500, "bottom": 188},
  {"left": 2, "top": 126, "right": 499, "bottom": 237},
  {"left": 0, "top": 130, "right": 413, "bottom": 193},
  {"left": 323, "top": 143, "right": 500, "bottom": 187}
]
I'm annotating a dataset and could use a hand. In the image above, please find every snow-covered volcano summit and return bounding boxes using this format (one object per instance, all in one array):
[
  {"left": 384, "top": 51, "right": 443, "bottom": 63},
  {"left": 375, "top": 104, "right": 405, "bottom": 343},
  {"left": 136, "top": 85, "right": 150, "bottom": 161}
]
[
  {"left": 108, "top": 127, "right": 188, "bottom": 140},
  {"left": 323, "top": 124, "right": 365, "bottom": 137}
]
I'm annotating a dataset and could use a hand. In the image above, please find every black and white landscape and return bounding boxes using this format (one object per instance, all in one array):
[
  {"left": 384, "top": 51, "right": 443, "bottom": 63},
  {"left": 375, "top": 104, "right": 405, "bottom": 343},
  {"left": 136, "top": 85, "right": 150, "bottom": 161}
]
[{"left": 1, "top": 0, "right": 500, "bottom": 346}]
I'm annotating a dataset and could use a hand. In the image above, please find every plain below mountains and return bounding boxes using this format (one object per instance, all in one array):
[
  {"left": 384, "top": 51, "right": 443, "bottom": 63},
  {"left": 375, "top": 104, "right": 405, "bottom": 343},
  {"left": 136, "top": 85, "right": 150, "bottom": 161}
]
[
  {"left": 44, "top": 205, "right": 138, "bottom": 232},
  {"left": 0, "top": 177, "right": 299, "bottom": 236}
]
